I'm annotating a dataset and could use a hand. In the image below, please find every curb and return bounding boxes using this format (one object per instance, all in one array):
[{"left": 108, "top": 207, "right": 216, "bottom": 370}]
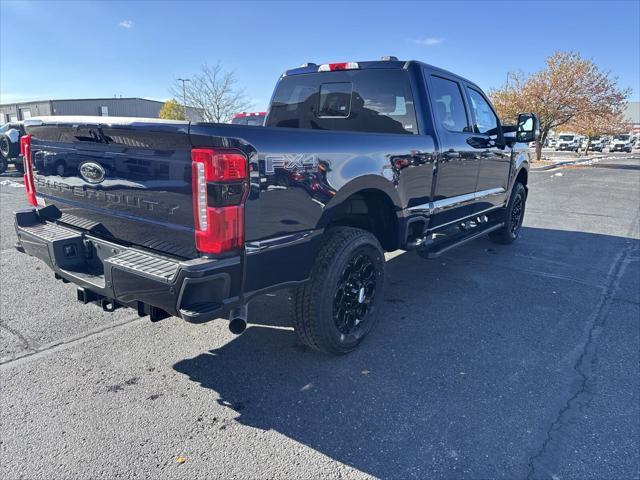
[{"left": 531, "top": 156, "right": 605, "bottom": 171}]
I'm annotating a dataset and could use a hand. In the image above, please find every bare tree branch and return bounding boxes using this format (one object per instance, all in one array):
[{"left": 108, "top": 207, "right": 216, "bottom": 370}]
[{"left": 170, "top": 63, "right": 253, "bottom": 123}]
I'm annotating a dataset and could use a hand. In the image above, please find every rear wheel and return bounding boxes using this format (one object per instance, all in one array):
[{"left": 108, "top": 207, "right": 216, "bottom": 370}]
[
  {"left": 489, "top": 182, "right": 526, "bottom": 245},
  {"left": 291, "top": 227, "right": 385, "bottom": 355}
]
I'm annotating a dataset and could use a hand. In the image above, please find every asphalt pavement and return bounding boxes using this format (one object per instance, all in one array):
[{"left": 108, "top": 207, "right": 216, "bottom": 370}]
[{"left": 1, "top": 155, "right": 639, "bottom": 479}]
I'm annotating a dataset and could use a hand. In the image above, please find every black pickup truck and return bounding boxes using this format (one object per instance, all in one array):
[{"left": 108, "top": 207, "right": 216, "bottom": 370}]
[{"left": 14, "top": 58, "right": 538, "bottom": 354}]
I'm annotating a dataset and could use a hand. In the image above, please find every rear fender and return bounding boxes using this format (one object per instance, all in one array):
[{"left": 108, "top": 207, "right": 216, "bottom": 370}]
[{"left": 318, "top": 175, "right": 402, "bottom": 229}]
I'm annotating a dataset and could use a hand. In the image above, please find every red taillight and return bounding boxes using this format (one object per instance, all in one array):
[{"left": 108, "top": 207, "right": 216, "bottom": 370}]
[
  {"left": 318, "top": 62, "right": 359, "bottom": 72},
  {"left": 191, "top": 148, "right": 248, "bottom": 254},
  {"left": 20, "top": 134, "right": 37, "bottom": 206}
]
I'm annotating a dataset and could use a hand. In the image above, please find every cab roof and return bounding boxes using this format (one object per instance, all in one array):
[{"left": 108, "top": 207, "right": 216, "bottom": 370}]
[{"left": 283, "top": 59, "right": 481, "bottom": 91}]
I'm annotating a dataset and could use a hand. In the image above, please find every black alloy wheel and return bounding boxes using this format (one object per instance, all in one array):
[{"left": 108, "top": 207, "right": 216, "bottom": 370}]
[
  {"left": 291, "top": 227, "right": 385, "bottom": 355},
  {"left": 333, "top": 252, "right": 378, "bottom": 335}
]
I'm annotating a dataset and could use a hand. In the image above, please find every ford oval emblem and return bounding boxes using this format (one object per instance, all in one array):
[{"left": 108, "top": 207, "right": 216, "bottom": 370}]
[{"left": 79, "top": 162, "right": 106, "bottom": 184}]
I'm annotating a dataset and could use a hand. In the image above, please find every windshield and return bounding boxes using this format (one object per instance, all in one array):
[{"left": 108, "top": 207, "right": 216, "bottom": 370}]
[
  {"left": 559, "top": 135, "right": 574, "bottom": 141},
  {"left": 231, "top": 115, "right": 265, "bottom": 126},
  {"left": 614, "top": 135, "right": 630, "bottom": 141},
  {"left": 246, "top": 115, "right": 265, "bottom": 126}
]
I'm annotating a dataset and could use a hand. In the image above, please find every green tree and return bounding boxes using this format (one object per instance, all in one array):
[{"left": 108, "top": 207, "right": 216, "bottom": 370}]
[{"left": 159, "top": 99, "right": 186, "bottom": 120}]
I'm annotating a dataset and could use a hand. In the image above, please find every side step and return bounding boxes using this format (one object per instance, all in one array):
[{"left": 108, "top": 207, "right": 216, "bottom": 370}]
[{"left": 417, "top": 222, "right": 504, "bottom": 259}]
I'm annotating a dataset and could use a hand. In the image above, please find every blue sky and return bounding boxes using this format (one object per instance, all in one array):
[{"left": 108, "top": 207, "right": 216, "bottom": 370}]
[{"left": 1, "top": 0, "right": 639, "bottom": 108}]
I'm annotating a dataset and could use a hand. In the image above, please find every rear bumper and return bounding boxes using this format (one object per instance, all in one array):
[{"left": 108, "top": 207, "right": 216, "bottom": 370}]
[{"left": 14, "top": 208, "right": 242, "bottom": 323}]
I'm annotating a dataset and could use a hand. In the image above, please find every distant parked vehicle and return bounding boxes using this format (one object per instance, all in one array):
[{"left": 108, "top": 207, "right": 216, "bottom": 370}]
[
  {"left": 555, "top": 134, "right": 579, "bottom": 151},
  {"left": 547, "top": 137, "right": 558, "bottom": 148},
  {"left": 579, "top": 136, "right": 590, "bottom": 150},
  {"left": 589, "top": 136, "right": 606, "bottom": 152},
  {"left": 231, "top": 112, "right": 266, "bottom": 126},
  {"left": 609, "top": 134, "right": 633, "bottom": 153},
  {"left": 0, "top": 121, "right": 26, "bottom": 174}
]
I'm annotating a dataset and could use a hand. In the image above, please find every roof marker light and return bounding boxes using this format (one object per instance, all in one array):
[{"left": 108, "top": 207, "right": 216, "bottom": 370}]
[{"left": 318, "top": 62, "right": 359, "bottom": 72}]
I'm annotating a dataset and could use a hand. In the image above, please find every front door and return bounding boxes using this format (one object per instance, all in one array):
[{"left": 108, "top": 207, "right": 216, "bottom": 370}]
[{"left": 463, "top": 85, "right": 510, "bottom": 208}]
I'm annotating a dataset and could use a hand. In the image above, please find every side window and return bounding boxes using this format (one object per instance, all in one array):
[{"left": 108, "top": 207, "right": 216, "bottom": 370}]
[
  {"left": 467, "top": 88, "right": 498, "bottom": 134},
  {"left": 429, "top": 76, "right": 470, "bottom": 133}
]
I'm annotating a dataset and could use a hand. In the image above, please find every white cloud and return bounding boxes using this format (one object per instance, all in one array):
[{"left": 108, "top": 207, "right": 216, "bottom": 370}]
[
  {"left": 118, "top": 20, "right": 133, "bottom": 29},
  {"left": 412, "top": 37, "right": 444, "bottom": 46}
]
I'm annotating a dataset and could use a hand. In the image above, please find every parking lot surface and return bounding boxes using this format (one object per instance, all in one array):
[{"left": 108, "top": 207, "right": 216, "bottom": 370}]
[{"left": 1, "top": 155, "right": 639, "bottom": 479}]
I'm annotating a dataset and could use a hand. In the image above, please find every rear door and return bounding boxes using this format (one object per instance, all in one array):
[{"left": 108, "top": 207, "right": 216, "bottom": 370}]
[{"left": 424, "top": 71, "right": 480, "bottom": 224}]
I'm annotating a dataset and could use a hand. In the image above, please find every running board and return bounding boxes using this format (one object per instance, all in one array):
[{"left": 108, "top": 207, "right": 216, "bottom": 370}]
[{"left": 417, "top": 222, "right": 504, "bottom": 259}]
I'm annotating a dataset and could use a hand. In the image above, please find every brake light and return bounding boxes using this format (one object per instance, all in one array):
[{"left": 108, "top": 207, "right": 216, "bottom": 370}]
[
  {"left": 20, "top": 134, "right": 37, "bottom": 206},
  {"left": 318, "top": 62, "right": 359, "bottom": 72},
  {"left": 191, "top": 148, "right": 248, "bottom": 254}
]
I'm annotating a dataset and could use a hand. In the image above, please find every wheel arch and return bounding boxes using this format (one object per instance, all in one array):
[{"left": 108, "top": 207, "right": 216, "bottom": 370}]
[{"left": 319, "top": 176, "right": 403, "bottom": 251}]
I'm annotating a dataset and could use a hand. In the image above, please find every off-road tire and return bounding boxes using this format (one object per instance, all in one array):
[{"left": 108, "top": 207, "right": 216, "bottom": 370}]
[
  {"left": 489, "top": 182, "right": 526, "bottom": 245},
  {"left": 291, "top": 227, "right": 385, "bottom": 355},
  {"left": 0, "top": 135, "right": 19, "bottom": 160}
]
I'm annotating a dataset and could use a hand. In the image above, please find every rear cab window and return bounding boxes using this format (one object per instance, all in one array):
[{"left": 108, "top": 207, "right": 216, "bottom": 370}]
[{"left": 266, "top": 69, "right": 417, "bottom": 134}]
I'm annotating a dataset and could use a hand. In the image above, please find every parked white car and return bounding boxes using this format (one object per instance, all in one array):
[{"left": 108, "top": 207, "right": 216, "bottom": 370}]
[
  {"left": 609, "top": 134, "right": 633, "bottom": 153},
  {"left": 589, "top": 137, "right": 606, "bottom": 152},
  {"left": 556, "top": 134, "right": 580, "bottom": 151}
]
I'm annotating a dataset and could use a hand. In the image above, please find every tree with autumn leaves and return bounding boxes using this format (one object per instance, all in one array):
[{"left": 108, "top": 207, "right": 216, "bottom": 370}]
[
  {"left": 159, "top": 99, "right": 186, "bottom": 120},
  {"left": 490, "top": 52, "right": 631, "bottom": 160}
]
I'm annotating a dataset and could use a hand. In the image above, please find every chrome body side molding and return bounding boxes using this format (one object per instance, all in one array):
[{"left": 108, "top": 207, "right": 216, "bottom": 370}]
[{"left": 408, "top": 187, "right": 506, "bottom": 214}]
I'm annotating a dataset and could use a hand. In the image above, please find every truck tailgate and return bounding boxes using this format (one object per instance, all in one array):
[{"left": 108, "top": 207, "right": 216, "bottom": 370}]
[{"left": 25, "top": 117, "right": 197, "bottom": 258}]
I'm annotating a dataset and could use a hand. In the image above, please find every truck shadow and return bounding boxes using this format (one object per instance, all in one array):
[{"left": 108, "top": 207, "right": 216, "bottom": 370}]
[{"left": 173, "top": 227, "right": 639, "bottom": 478}]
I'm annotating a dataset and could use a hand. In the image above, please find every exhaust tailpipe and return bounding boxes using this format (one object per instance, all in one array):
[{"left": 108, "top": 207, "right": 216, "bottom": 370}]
[{"left": 228, "top": 304, "right": 248, "bottom": 335}]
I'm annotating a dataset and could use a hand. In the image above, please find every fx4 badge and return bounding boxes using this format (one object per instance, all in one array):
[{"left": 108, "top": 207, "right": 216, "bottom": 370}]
[{"left": 264, "top": 153, "right": 318, "bottom": 174}]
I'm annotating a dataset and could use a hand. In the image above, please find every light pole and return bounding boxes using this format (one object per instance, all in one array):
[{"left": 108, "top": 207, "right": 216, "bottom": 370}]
[{"left": 177, "top": 78, "right": 190, "bottom": 120}]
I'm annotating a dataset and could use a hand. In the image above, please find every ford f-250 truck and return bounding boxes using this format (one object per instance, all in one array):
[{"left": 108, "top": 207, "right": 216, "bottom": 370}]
[{"left": 14, "top": 58, "right": 538, "bottom": 354}]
